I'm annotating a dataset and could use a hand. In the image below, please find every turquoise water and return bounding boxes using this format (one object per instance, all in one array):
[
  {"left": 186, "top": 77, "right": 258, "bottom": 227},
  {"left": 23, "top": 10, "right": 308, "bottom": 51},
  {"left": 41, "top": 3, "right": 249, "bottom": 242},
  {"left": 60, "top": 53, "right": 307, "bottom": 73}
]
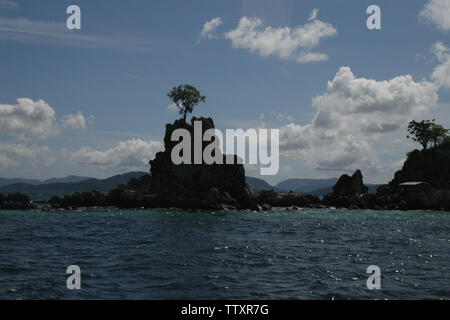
[{"left": 0, "top": 209, "right": 448, "bottom": 299}]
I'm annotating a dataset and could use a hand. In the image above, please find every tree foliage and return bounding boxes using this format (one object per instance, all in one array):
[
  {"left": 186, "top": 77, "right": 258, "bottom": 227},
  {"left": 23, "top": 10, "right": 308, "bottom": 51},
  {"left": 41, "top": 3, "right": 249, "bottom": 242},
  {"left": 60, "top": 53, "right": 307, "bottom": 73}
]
[
  {"left": 407, "top": 119, "right": 449, "bottom": 149},
  {"left": 167, "top": 84, "right": 206, "bottom": 121},
  {"left": 430, "top": 123, "right": 449, "bottom": 147}
]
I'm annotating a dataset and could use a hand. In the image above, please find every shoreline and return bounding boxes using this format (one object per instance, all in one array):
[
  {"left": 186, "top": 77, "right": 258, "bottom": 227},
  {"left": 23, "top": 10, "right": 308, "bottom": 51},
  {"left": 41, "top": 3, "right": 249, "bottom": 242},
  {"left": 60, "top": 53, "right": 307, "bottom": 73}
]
[{"left": 1, "top": 205, "right": 449, "bottom": 213}]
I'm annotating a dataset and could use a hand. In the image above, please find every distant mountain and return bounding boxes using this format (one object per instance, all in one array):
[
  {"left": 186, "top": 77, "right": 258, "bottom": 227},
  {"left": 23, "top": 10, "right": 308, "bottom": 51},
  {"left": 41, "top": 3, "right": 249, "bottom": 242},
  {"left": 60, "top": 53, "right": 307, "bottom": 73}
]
[
  {"left": 0, "top": 172, "right": 379, "bottom": 200},
  {"left": 0, "top": 172, "right": 148, "bottom": 200},
  {"left": 0, "top": 178, "right": 42, "bottom": 187},
  {"left": 274, "top": 178, "right": 339, "bottom": 193},
  {"left": 245, "top": 176, "right": 278, "bottom": 192},
  {"left": 0, "top": 175, "right": 90, "bottom": 187},
  {"left": 42, "top": 175, "right": 90, "bottom": 184}
]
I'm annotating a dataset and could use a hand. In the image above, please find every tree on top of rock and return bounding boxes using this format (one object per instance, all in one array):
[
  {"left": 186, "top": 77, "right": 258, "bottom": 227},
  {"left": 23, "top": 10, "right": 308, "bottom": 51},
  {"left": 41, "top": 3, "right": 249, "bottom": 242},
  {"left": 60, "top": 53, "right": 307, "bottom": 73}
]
[
  {"left": 167, "top": 84, "right": 206, "bottom": 122},
  {"left": 407, "top": 119, "right": 449, "bottom": 149}
]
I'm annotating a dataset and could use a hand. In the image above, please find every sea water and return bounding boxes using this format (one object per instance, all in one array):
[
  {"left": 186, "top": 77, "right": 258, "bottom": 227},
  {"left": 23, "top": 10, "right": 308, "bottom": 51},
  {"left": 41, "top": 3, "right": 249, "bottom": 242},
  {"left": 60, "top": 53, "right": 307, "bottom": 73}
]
[{"left": 0, "top": 209, "right": 448, "bottom": 299}]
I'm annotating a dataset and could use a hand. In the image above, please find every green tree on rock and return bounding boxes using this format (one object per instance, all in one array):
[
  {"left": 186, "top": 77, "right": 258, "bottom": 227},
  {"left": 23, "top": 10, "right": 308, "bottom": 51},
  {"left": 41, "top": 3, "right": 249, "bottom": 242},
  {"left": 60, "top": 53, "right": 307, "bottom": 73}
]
[
  {"left": 430, "top": 123, "right": 449, "bottom": 147},
  {"left": 407, "top": 119, "right": 449, "bottom": 149},
  {"left": 167, "top": 84, "right": 206, "bottom": 122}
]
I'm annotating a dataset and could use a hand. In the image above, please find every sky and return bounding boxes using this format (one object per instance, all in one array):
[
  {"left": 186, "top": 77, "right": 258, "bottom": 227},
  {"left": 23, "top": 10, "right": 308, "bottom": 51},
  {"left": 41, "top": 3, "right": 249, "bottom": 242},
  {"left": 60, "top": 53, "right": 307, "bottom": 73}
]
[{"left": 0, "top": 0, "right": 449, "bottom": 185}]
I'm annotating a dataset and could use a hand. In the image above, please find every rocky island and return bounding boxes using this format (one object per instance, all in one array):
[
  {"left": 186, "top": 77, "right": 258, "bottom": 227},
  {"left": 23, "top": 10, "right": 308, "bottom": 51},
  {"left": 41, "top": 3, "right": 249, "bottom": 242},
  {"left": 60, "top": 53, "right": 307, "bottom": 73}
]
[
  {"left": 106, "top": 117, "right": 260, "bottom": 211},
  {"left": 1, "top": 84, "right": 449, "bottom": 212},
  {"left": 3, "top": 124, "right": 449, "bottom": 212}
]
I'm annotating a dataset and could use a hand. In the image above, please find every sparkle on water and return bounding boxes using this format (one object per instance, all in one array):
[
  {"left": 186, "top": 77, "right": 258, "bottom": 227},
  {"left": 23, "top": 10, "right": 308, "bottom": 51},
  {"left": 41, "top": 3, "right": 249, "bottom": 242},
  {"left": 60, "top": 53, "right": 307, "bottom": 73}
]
[{"left": 0, "top": 208, "right": 448, "bottom": 299}]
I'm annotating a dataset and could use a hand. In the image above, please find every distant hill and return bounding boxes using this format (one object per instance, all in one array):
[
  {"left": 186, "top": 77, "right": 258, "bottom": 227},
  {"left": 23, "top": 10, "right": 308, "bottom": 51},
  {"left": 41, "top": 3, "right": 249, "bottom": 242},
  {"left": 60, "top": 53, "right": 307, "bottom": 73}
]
[
  {"left": 274, "top": 178, "right": 338, "bottom": 193},
  {"left": 0, "top": 172, "right": 378, "bottom": 201},
  {"left": 245, "top": 176, "right": 278, "bottom": 192},
  {"left": 1, "top": 173, "right": 272, "bottom": 200},
  {"left": 246, "top": 177, "right": 377, "bottom": 195},
  {"left": 42, "top": 175, "right": 90, "bottom": 184},
  {"left": 0, "top": 175, "right": 90, "bottom": 187},
  {"left": 0, "top": 178, "right": 41, "bottom": 187},
  {"left": 0, "top": 172, "right": 148, "bottom": 200}
]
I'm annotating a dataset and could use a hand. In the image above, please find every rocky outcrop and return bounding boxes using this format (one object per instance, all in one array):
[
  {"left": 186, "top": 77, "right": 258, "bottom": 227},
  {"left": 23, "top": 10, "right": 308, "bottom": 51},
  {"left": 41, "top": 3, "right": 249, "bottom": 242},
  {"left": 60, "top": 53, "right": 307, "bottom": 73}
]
[
  {"left": 42, "top": 139, "right": 450, "bottom": 211},
  {"left": 111, "top": 117, "right": 258, "bottom": 210},
  {"left": 376, "top": 143, "right": 450, "bottom": 211},
  {"left": 0, "top": 192, "right": 34, "bottom": 210},
  {"left": 322, "top": 170, "right": 369, "bottom": 209},
  {"left": 389, "top": 146, "right": 450, "bottom": 190},
  {"left": 332, "top": 170, "right": 368, "bottom": 195},
  {"left": 256, "top": 189, "right": 322, "bottom": 208},
  {"left": 369, "top": 183, "right": 450, "bottom": 211},
  {"left": 321, "top": 163, "right": 450, "bottom": 211},
  {"left": 322, "top": 170, "right": 372, "bottom": 209}
]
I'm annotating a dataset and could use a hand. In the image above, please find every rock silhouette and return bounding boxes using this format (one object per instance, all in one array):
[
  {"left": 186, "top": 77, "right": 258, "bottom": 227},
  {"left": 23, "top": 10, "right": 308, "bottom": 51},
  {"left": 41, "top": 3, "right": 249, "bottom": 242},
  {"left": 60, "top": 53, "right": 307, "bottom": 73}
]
[
  {"left": 322, "top": 170, "right": 370, "bottom": 209},
  {"left": 113, "top": 117, "right": 258, "bottom": 210},
  {"left": 333, "top": 169, "right": 368, "bottom": 195}
]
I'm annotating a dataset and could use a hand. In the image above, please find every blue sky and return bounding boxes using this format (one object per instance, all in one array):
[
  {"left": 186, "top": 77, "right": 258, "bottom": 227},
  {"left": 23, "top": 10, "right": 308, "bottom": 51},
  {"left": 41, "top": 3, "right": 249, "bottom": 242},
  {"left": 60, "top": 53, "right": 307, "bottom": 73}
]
[{"left": 0, "top": 0, "right": 449, "bottom": 184}]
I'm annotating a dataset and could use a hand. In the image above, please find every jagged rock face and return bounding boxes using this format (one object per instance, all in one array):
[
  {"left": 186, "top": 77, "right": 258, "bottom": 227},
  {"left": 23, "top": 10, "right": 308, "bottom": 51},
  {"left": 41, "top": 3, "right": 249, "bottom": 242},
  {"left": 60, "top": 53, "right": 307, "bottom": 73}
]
[
  {"left": 148, "top": 117, "right": 256, "bottom": 210},
  {"left": 332, "top": 169, "right": 368, "bottom": 196},
  {"left": 389, "top": 149, "right": 450, "bottom": 189}
]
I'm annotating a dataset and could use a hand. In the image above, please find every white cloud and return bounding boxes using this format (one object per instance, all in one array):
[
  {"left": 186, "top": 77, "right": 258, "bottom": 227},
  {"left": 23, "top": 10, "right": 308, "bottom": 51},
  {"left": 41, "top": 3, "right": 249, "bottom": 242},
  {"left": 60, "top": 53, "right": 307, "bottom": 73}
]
[
  {"left": 166, "top": 103, "right": 178, "bottom": 112},
  {"left": 0, "top": 0, "right": 18, "bottom": 8},
  {"left": 223, "top": 14, "right": 336, "bottom": 63},
  {"left": 0, "top": 143, "right": 51, "bottom": 168},
  {"left": 431, "top": 42, "right": 450, "bottom": 88},
  {"left": 276, "top": 112, "right": 294, "bottom": 122},
  {"left": 71, "top": 138, "right": 163, "bottom": 170},
  {"left": 61, "top": 112, "right": 87, "bottom": 130},
  {"left": 308, "top": 8, "right": 319, "bottom": 21},
  {"left": 201, "top": 17, "right": 223, "bottom": 39},
  {"left": 296, "top": 51, "right": 328, "bottom": 63},
  {"left": 0, "top": 98, "right": 58, "bottom": 140},
  {"left": 279, "top": 67, "right": 439, "bottom": 172},
  {"left": 420, "top": 0, "right": 450, "bottom": 32}
]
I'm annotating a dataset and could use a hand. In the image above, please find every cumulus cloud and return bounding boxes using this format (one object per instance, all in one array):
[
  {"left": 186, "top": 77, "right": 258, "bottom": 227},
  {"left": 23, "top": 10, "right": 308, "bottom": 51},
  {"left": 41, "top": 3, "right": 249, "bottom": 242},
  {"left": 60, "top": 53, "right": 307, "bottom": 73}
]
[
  {"left": 61, "top": 112, "right": 87, "bottom": 130},
  {"left": 0, "top": 98, "right": 58, "bottom": 140},
  {"left": 223, "top": 11, "right": 337, "bottom": 63},
  {"left": 71, "top": 138, "right": 163, "bottom": 170},
  {"left": 279, "top": 67, "right": 438, "bottom": 172},
  {"left": 201, "top": 17, "right": 223, "bottom": 39},
  {"left": 0, "top": 143, "right": 51, "bottom": 168},
  {"left": 420, "top": 0, "right": 450, "bottom": 32},
  {"left": 431, "top": 42, "right": 450, "bottom": 89}
]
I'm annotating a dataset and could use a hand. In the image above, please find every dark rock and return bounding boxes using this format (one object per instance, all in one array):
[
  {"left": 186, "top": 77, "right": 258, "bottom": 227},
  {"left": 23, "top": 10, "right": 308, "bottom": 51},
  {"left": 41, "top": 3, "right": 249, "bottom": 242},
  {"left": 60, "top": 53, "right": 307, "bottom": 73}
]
[
  {"left": 321, "top": 170, "right": 370, "bottom": 209},
  {"left": 389, "top": 145, "right": 450, "bottom": 190},
  {"left": 256, "top": 189, "right": 321, "bottom": 208},
  {"left": 333, "top": 170, "right": 368, "bottom": 196},
  {"left": 0, "top": 192, "right": 34, "bottom": 210},
  {"left": 112, "top": 117, "right": 258, "bottom": 210},
  {"left": 372, "top": 141, "right": 450, "bottom": 211}
]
